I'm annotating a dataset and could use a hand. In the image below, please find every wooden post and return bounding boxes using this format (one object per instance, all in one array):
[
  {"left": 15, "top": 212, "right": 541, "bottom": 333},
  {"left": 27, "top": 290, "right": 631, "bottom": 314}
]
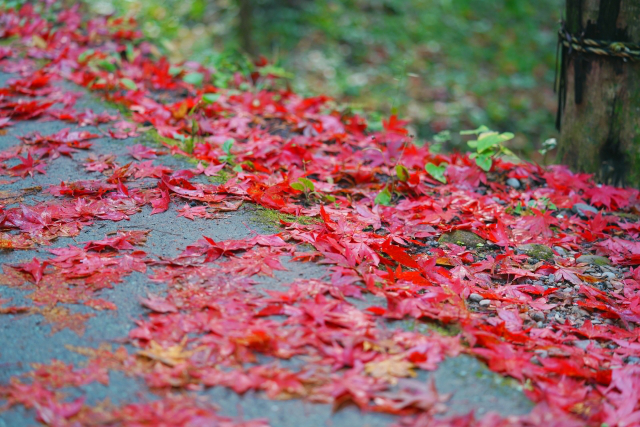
[{"left": 557, "top": 0, "right": 640, "bottom": 187}]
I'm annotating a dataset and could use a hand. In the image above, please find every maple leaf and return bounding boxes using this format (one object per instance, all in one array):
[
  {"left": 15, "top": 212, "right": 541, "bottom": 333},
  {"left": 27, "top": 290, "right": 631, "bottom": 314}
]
[
  {"left": 196, "top": 161, "right": 225, "bottom": 176},
  {"left": 516, "top": 208, "right": 558, "bottom": 238},
  {"left": 13, "top": 257, "right": 48, "bottom": 283},
  {"left": 150, "top": 186, "right": 171, "bottom": 214},
  {"left": 585, "top": 185, "right": 630, "bottom": 210},
  {"left": 177, "top": 203, "right": 212, "bottom": 220},
  {"left": 126, "top": 143, "right": 164, "bottom": 160},
  {"left": 364, "top": 356, "right": 416, "bottom": 384},
  {"left": 140, "top": 293, "right": 178, "bottom": 313},
  {"left": 137, "top": 338, "right": 195, "bottom": 367},
  {"left": 9, "top": 152, "right": 47, "bottom": 177},
  {"left": 375, "top": 378, "right": 449, "bottom": 414},
  {"left": 109, "top": 120, "right": 139, "bottom": 139},
  {"left": 381, "top": 238, "right": 420, "bottom": 269}
]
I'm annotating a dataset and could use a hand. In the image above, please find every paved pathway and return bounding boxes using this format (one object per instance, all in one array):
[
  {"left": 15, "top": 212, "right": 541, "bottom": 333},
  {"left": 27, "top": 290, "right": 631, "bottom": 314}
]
[{"left": 0, "top": 74, "right": 532, "bottom": 427}]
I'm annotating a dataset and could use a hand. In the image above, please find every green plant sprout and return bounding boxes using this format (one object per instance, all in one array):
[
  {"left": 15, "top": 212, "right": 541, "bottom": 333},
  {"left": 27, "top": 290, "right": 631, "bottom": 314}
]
[
  {"left": 462, "top": 125, "right": 516, "bottom": 172},
  {"left": 511, "top": 197, "right": 558, "bottom": 215},
  {"left": 374, "top": 185, "right": 392, "bottom": 206},
  {"left": 219, "top": 138, "right": 235, "bottom": 163},
  {"left": 539, "top": 137, "right": 557, "bottom": 165},
  {"left": 429, "top": 130, "right": 451, "bottom": 154},
  {"left": 290, "top": 177, "right": 336, "bottom": 204}
]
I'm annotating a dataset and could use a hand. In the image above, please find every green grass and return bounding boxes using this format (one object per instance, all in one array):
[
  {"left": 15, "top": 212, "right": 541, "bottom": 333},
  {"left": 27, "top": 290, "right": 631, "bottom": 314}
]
[{"left": 85, "top": 0, "right": 563, "bottom": 158}]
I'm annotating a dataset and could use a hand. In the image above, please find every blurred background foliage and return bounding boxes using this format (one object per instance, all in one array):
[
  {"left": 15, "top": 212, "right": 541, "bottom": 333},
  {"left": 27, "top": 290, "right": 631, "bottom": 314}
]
[{"left": 85, "top": 0, "right": 562, "bottom": 157}]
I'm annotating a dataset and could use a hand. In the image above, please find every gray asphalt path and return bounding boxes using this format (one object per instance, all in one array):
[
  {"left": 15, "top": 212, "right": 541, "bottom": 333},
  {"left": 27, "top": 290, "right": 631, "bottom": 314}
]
[{"left": 0, "top": 74, "right": 532, "bottom": 426}]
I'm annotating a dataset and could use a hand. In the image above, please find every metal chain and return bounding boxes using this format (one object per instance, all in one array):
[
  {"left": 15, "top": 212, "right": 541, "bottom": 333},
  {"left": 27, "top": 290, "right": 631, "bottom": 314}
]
[{"left": 558, "top": 25, "right": 640, "bottom": 61}]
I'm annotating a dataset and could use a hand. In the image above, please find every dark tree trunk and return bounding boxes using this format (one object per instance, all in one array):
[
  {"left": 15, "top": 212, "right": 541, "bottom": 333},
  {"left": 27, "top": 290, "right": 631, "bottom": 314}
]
[
  {"left": 557, "top": 0, "right": 640, "bottom": 187},
  {"left": 237, "top": 0, "right": 256, "bottom": 57}
]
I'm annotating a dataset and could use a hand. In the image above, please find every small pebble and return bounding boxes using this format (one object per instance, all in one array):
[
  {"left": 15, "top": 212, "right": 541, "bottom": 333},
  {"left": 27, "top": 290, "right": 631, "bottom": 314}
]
[
  {"left": 574, "top": 340, "right": 591, "bottom": 350},
  {"left": 506, "top": 178, "right": 521, "bottom": 189},
  {"left": 469, "top": 293, "right": 483, "bottom": 302},
  {"left": 492, "top": 197, "right": 506, "bottom": 205},
  {"left": 572, "top": 203, "right": 598, "bottom": 218},
  {"left": 548, "top": 274, "right": 556, "bottom": 283},
  {"left": 533, "top": 281, "right": 544, "bottom": 287},
  {"left": 531, "top": 311, "right": 545, "bottom": 322},
  {"left": 553, "top": 246, "right": 566, "bottom": 256},
  {"left": 534, "top": 349, "right": 548, "bottom": 358},
  {"left": 479, "top": 299, "right": 491, "bottom": 307},
  {"left": 602, "top": 271, "right": 616, "bottom": 280}
]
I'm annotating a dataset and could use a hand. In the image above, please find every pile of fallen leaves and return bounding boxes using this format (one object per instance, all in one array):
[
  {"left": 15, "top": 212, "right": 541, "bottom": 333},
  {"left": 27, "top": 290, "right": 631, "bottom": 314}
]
[{"left": 1, "top": 3, "right": 640, "bottom": 426}]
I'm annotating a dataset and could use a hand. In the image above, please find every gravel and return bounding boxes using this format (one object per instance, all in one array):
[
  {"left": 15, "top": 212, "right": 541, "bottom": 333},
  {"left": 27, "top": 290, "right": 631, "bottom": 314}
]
[
  {"left": 572, "top": 203, "right": 598, "bottom": 218},
  {"left": 506, "top": 178, "right": 521, "bottom": 189},
  {"left": 469, "top": 293, "right": 484, "bottom": 302}
]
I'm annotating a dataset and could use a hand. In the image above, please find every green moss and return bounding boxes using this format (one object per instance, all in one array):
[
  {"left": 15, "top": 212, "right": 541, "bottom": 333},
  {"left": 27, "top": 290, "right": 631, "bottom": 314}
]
[
  {"left": 398, "top": 318, "right": 461, "bottom": 337},
  {"left": 613, "top": 211, "right": 639, "bottom": 221},
  {"left": 474, "top": 366, "right": 523, "bottom": 390},
  {"left": 249, "top": 205, "right": 319, "bottom": 231},
  {"left": 438, "top": 230, "right": 485, "bottom": 247},
  {"left": 517, "top": 243, "right": 554, "bottom": 261},
  {"left": 0, "top": 36, "right": 18, "bottom": 46},
  {"left": 103, "top": 99, "right": 131, "bottom": 116},
  {"left": 576, "top": 255, "right": 610, "bottom": 266}
]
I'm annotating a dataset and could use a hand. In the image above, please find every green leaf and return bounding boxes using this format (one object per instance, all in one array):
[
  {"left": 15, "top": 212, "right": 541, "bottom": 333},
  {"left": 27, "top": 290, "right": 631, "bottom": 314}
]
[
  {"left": 425, "top": 163, "right": 447, "bottom": 183},
  {"left": 120, "top": 78, "right": 137, "bottom": 91},
  {"left": 290, "top": 182, "right": 305, "bottom": 191},
  {"left": 222, "top": 139, "right": 234, "bottom": 155},
  {"left": 169, "top": 66, "right": 182, "bottom": 76},
  {"left": 476, "top": 132, "right": 513, "bottom": 153},
  {"left": 125, "top": 43, "right": 136, "bottom": 62},
  {"left": 233, "top": 164, "right": 243, "bottom": 173},
  {"left": 375, "top": 186, "right": 392, "bottom": 206},
  {"left": 97, "top": 60, "right": 116, "bottom": 72},
  {"left": 429, "top": 143, "right": 442, "bottom": 154},
  {"left": 78, "top": 49, "right": 94, "bottom": 63},
  {"left": 183, "top": 72, "right": 204, "bottom": 86},
  {"left": 433, "top": 130, "right": 451, "bottom": 143},
  {"left": 475, "top": 154, "right": 492, "bottom": 171},
  {"left": 202, "top": 93, "right": 220, "bottom": 104},
  {"left": 297, "top": 178, "right": 315, "bottom": 191},
  {"left": 395, "top": 164, "right": 410, "bottom": 182},
  {"left": 460, "top": 125, "right": 489, "bottom": 135}
]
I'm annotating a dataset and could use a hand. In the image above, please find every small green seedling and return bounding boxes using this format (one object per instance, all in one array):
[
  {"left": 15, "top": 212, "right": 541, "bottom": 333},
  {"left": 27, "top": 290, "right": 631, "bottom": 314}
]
[
  {"left": 183, "top": 72, "right": 204, "bottom": 86},
  {"left": 430, "top": 130, "right": 451, "bottom": 154},
  {"left": 462, "top": 125, "right": 515, "bottom": 172},
  {"left": 374, "top": 185, "right": 393, "bottom": 206},
  {"left": 290, "top": 177, "right": 315, "bottom": 193},
  {"left": 219, "top": 138, "right": 235, "bottom": 163}
]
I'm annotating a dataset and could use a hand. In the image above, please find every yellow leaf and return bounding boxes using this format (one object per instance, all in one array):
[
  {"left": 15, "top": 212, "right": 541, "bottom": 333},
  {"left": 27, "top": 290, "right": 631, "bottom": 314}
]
[
  {"left": 365, "top": 356, "right": 416, "bottom": 384},
  {"left": 137, "top": 338, "right": 194, "bottom": 367}
]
